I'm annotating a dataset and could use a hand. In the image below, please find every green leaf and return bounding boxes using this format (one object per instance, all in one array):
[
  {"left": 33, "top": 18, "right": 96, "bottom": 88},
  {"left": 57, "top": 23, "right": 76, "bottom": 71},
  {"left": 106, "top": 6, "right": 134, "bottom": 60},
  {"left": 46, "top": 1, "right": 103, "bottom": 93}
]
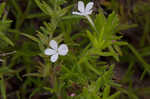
[
  {"left": 95, "top": 12, "right": 106, "bottom": 33},
  {"left": 117, "top": 24, "right": 138, "bottom": 32},
  {"left": 104, "top": 12, "right": 119, "bottom": 40},
  {"left": 34, "top": 0, "right": 53, "bottom": 16},
  {"left": 62, "top": 15, "right": 83, "bottom": 20},
  {"left": 103, "top": 85, "right": 111, "bottom": 99},
  {"left": 109, "top": 91, "right": 121, "bottom": 99},
  {"left": 0, "top": 32, "right": 14, "bottom": 46},
  {"left": 21, "top": 33, "right": 39, "bottom": 43},
  {"left": 0, "top": 3, "right": 6, "bottom": 18},
  {"left": 128, "top": 44, "right": 150, "bottom": 74},
  {"left": 0, "top": 67, "right": 14, "bottom": 75}
]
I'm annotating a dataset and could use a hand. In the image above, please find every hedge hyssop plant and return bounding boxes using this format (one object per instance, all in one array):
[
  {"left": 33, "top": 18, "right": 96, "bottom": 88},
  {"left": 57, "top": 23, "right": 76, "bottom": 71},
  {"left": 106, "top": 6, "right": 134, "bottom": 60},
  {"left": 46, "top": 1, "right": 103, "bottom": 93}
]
[
  {"left": 0, "top": 0, "right": 149, "bottom": 99},
  {"left": 22, "top": 0, "right": 128, "bottom": 98}
]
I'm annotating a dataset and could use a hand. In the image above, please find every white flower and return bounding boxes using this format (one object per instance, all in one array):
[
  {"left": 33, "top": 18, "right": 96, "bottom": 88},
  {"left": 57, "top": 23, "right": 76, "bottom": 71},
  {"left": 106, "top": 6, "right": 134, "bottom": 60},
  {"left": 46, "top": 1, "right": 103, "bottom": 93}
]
[
  {"left": 44, "top": 40, "right": 68, "bottom": 63},
  {"left": 72, "top": 1, "right": 94, "bottom": 16}
]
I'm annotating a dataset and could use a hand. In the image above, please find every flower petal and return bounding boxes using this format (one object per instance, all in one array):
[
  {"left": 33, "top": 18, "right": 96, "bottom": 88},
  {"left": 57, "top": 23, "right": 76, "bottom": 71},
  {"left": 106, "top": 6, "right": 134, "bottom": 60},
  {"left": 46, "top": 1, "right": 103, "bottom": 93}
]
[
  {"left": 49, "top": 40, "right": 58, "bottom": 50},
  {"left": 85, "top": 10, "right": 93, "bottom": 15},
  {"left": 58, "top": 44, "right": 68, "bottom": 56},
  {"left": 50, "top": 53, "right": 58, "bottom": 63},
  {"left": 72, "top": 11, "right": 83, "bottom": 16},
  {"left": 44, "top": 48, "right": 56, "bottom": 55},
  {"left": 85, "top": 2, "right": 94, "bottom": 12},
  {"left": 78, "top": 1, "right": 84, "bottom": 13}
]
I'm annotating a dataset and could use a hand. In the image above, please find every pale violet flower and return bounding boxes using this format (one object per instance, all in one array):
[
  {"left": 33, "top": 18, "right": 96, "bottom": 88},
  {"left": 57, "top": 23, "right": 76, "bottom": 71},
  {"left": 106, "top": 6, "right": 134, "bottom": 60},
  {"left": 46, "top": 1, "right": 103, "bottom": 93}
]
[
  {"left": 72, "top": 1, "right": 94, "bottom": 16},
  {"left": 70, "top": 93, "right": 76, "bottom": 97},
  {"left": 44, "top": 40, "right": 68, "bottom": 63}
]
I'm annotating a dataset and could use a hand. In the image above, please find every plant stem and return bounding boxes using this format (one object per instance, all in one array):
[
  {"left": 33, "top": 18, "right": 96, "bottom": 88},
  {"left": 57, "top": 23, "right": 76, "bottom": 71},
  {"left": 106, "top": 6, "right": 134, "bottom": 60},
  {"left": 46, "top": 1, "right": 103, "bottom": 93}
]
[
  {"left": 85, "top": 15, "right": 98, "bottom": 33},
  {"left": 0, "top": 76, "right": 7, "bottom": 99}
]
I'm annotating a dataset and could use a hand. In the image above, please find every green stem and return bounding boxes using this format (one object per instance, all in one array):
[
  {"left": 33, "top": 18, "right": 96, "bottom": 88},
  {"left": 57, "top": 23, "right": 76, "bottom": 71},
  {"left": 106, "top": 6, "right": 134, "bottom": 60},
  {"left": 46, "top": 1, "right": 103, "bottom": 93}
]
[
  {"left": 85, "top": 15, "right": 94, "bottom": 28},
  {"left": 0, "top": 76, "right": 7, "bottom": 99},
  {"left": 85, "top": 15, "right": 98, "bottom": 33}
]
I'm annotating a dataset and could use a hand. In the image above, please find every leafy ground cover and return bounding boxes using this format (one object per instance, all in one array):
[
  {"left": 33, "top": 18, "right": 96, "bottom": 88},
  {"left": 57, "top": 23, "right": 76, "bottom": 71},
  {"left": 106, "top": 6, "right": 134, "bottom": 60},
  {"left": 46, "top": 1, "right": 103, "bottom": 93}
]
[{"left": 0, "top": 0, "right": 150, "bottom": 99}]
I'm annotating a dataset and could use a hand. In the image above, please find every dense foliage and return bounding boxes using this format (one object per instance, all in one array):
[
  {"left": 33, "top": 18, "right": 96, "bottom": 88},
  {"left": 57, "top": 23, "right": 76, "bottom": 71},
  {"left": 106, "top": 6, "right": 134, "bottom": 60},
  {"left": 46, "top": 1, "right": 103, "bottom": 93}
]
[{"left": 0, "top": 0, "right": 150, "bottom": 99}]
